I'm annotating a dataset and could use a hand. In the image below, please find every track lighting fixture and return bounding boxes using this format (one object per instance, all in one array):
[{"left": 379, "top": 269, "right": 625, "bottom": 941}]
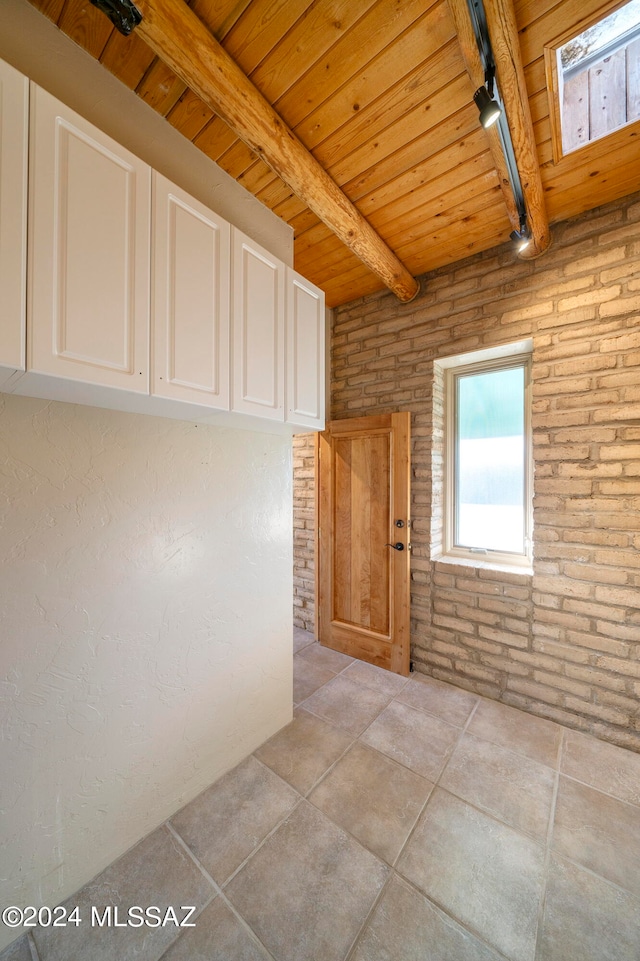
[
  {"left": 510, "top": 214, "right": 531, "bottom": 252},
  {"left": 474, "top": 85, "right": 501, "bottom": 129},
  {"left": 468, "top": 0, "right": 534, "bottom": 256}
]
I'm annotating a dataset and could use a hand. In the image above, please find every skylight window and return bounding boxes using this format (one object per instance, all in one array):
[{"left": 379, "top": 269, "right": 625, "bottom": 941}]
[
  {"left": 545, "top": 0, "right": 640, "bottom": 158},
  {"left": 561, "top": 0, "right": 640, "bottom": 71}
]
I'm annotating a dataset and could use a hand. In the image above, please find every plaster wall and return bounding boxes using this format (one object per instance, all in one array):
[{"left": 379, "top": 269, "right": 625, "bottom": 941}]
[
  {"left": 0, "top": 395, "right": 293, "bottom": 951},
  {"left": 0, "top": 4, "right": 296, "bottom": 950}
]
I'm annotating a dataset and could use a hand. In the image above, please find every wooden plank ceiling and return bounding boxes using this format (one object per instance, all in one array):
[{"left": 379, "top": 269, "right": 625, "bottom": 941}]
[{"left": 28, "top": 0, "right": 640, "bottom": 307}]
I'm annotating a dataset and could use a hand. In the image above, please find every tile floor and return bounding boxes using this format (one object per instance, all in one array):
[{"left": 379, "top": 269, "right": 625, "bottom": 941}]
[{"left": 3, "top": 627, "right": 640, "bottom": 961}]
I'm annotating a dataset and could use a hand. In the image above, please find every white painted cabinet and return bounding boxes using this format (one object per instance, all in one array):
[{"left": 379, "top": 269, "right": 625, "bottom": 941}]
[
  {"left": 232, "top": 228, "right": 285, "bottom": 421},
  {"left": 152, "top": 173, "right": 230, "bottom": 410},
  {"left": 27, "top": 84, "right": 151, "bottom": 393},
  {"left": 286, "top": 268, "right": 325, "bottom": 430},
  {"left": 0, "top": 62, "right": 325, "bottom": 432},
  {"left": 0, "top": 59, "right": 28, "bottom": 388}
]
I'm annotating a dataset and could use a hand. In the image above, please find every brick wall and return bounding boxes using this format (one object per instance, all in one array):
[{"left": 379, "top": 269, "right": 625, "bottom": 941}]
[
  {"left": 293, "top": 431, "right": 317, "bottom": 632},
  {"left": 293, "top": 190, "right": 640, "bottom": 750}
]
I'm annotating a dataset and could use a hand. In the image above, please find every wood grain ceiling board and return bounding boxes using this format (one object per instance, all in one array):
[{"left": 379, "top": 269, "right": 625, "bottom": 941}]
[
  {"left": 25, "top": 0, "right": 640, "bottom": 306},
  {"left": 166, "top": 89, "right": 215, "bottom": 139},
  {"left": 296, "top": 178, "right": 505, "bottom": 286},
  {"left": 58, "top": 0, "right": 112, "bottom": 57},
  {"left": 100, "top": 28, "right": 155, "bottom": 89},
  {"left": 34, "top": 0, "right": 64, "bottom": 18},
  {"left": 136, "top": 56, "right": 187, "bottom": 112}
]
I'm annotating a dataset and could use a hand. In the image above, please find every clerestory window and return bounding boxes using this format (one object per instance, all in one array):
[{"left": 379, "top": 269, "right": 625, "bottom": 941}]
[{"left": 545, "top": 0, "right": 640, "bottom": 159}]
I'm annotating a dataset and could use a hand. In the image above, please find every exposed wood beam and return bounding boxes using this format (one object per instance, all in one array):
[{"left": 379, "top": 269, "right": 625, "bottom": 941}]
[
  {"left": 115, "top": 0, "right": 420, "bottom": 302},
  {"left": 447, "top": 0, "right": 550, "bottom": 258},
  {"left": 483, "top": 0, "right": 550, "bottom": 257}
]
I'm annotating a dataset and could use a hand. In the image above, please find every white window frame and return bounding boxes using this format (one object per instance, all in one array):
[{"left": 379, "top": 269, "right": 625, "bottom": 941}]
[{"left": 440, "top": 341, "right": 533, "bottom": 573}]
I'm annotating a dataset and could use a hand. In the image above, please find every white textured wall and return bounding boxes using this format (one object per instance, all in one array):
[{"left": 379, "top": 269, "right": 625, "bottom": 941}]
[{"left": 0, "top": 394, "right": 293, "bottom": 950}]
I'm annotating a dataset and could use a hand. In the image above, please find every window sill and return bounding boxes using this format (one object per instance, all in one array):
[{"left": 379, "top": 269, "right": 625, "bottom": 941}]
[{"left": 432, "top": 552, "right": 533, "bottom": 578}]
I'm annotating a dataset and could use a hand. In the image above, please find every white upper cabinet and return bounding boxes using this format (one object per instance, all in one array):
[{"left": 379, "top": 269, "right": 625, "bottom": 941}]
[
  {"left": 28, "top": 84, "right": 151, "bottom": 393},
  {"left": 232, "top": 228, "right": 285, "bottom": 421},
  {"left": 0, "top": 59, "right": 28, "bottom": 388},
  {"left": 286, "top": 268, "right": 325, "bottom": 430},
  {"left": 0, "top": 62, "right": 325, "bottom": 432},
  {"left": 152, "top": 173, "right": 230, "bottom": 410}
]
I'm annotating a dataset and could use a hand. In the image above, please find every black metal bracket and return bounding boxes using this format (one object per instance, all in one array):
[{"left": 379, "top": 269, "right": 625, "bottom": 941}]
[{"left": 90, "top": 0, "right": 142, "bottom": 36}]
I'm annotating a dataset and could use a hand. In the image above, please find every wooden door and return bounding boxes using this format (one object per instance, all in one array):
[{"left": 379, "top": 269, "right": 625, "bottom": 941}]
[{"left": 318, "top": 412, "right": 411, "bottom": 675}]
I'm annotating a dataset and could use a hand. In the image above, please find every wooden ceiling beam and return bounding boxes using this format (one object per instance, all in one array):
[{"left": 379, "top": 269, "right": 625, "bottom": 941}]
[
  {"left": 105, "top": 0, "right": 420, "bottom": 302},
  {"left": 483, "top": 0, "right": 550, "bottom": 257},
  {"left": 447, "top": 0, "right": 550, "bottom": 257}
]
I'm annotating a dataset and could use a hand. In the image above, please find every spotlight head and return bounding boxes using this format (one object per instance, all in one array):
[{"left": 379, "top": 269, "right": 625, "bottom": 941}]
[
  {"left": 474, "top": 86, "right": 501, "bottom": 129},
  {"left": 510, "top": 219, "right": 532, "bottom": 253}
]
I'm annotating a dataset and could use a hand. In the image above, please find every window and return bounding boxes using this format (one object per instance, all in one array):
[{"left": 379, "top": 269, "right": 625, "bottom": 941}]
[
  {"left": 436, "top": 342, "right": 533, "bottom": 571},
  {"left": 545, "top": 0, "right": 640, "bottom": 160}
]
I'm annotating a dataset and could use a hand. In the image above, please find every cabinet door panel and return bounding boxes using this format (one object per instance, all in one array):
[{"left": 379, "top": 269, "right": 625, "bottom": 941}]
[
  {"left": 286, "top": 268, "right": 325, "bottom": 430},
  {"left": 28, "top": 85, "right": 150, "bottom": 391},
  {"left": 0, "top": 58, "right": 28, "bottom": 386},
  {"left": 232, "top": 230, "right": 284, "bottom": 420},
  {"left": 153, "top": 174, "right": 230, "bottom": 407}
]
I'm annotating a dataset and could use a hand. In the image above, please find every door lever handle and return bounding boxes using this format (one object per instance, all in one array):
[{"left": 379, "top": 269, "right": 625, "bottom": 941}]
[{"left": 386, "top": 542, "right": 405, "bottom": 551}]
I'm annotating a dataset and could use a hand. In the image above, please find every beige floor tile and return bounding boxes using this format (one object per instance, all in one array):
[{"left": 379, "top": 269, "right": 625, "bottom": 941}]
[
  {"left": 170, "top": 756, "right": 299, "bottom": 885},
  {"left": 224, "top": 800, "right": 388, "bottom": 961},
  {"left": 33, "top": 826, "right": 214, "bottom": 961},
  {"left": 440, "top": 731, "right": 556, "bottom": 840},
  {"left": 397, "top": 674, "right": 479, "bottom": 727},
  {"left": 0, "top": 936, "right": 32, "bottom": 961},
  {"left": 293, "top": 627, "right": 315, "bottom": 654},
  {"left": 295, "top": 642, "right": 354, "bottom": 674},
  {"left": 552, "top": 775, "right": 640, "bottom": 897},
  {"left": 17, "top": 652, "right": 640, "bottom": 961},
  {"left": 341, "top": 659, "right": 409, "bottom": 698},
  {"left": 293, "top": 657, "right": 335, "bottom": 704},
  {"left": 537, "top": 854, "right": 640, "bottom": 961},
  {"left": 254, "top": 708, "right": 353, "bottom": 795},
  {"left": 561, "top": 727, "right": 640, "bottom": 806},
  {"left": 398, "top": 788, "right": 545, "bottom": 961},
  {"left": 468, "top": 698, "right": 562, "bottom": 767},
  {"left": 308, "top": 742, "right": 433, "bottom": 864},
  {"left": 361, "top": 700, "right": 460, "bottom": 780},
  {"left": 351, "top": 874, "right": 505, "bottom": 961},
  {"left": 302, "top": 674, "right": 393, "bottom": 736},
  {"left": 160, "top": 897, "right": 272, "bottom": 961}
]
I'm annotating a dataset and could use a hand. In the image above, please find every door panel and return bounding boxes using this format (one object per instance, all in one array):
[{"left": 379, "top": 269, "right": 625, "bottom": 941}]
[
  {"left": 232, "top": 228, "right": 284, "bottom": 420},
  {"left": 318, "top": 412, "right": 411, "bottom": 675},
  {"left": 28, "top": 85, "right": 150, "bottom": 391},
  {"left": 286, "top": 268, "right": 325, "bottom": 429},
  {"left": 152, "top": 172, "right": 230, "bottom": 408}
]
